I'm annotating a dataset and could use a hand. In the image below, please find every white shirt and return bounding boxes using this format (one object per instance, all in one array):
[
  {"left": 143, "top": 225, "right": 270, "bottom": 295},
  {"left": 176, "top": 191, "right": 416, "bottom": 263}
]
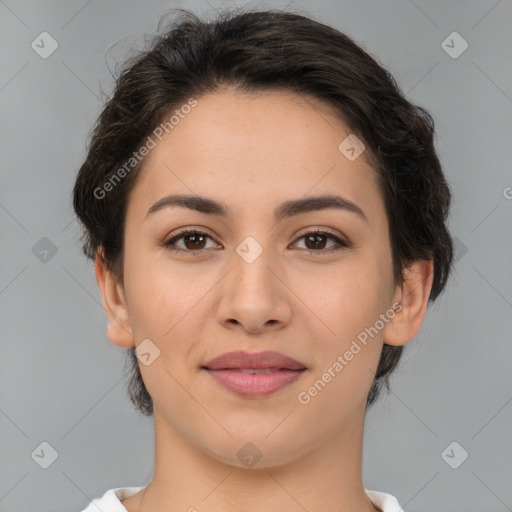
[{"left": 81, "top": 486, "right": 404, "bottom": 511}]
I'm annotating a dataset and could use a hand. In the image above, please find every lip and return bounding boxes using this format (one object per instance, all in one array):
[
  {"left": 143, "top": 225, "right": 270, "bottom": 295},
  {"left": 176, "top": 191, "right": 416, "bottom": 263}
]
[
  {"left": 204, "top": 368, "right": 306, "bottom": 397},
  {"left": 202, "top": 350, "right": 307, "bottom": 398},
  {"left": 203, "top": 350, "right": 306, "bottom": 371}
]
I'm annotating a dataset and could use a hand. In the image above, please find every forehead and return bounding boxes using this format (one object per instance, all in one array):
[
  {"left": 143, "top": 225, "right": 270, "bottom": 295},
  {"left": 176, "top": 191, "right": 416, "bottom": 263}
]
[{"left": 126, "top": 89, "right": 383, "bottom": 225}]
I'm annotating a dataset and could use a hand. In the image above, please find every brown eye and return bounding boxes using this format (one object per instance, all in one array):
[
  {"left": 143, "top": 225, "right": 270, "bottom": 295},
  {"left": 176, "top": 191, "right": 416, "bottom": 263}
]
[
  {"left": 163, "top": 228, "right": 350, "bottom": 256},
  {"left": 163, "top": 230, "right": 217, "bottom": 253},
  {"left": 293, "top": 230, "right": 350, "bottom": 255},
  {"left": 182, "top": 233, "right": 207, "bottom": 250},
  {"left": 304, "top": 233, "right": 328, "bottom": 250}
]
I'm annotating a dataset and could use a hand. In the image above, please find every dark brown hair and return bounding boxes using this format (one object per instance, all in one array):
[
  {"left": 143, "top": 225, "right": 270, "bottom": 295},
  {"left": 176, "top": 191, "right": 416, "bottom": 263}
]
[{"left": 73, "top": 8, "right": 454, "bottom": 415}]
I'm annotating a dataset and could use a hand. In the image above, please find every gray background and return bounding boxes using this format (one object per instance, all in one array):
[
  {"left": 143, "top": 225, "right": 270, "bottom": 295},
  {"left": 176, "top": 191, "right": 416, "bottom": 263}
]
[{"left": 1, "top": 0, "right": 511, "bottom": 511}]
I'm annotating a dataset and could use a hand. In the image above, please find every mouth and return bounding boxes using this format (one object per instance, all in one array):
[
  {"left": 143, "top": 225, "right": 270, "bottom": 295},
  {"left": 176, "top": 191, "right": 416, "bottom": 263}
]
[
  {"left": 202, "top": 367, "right": 306, "bottom": 397},
  {"left": 201, "top": 350, "right": 307, "bottom": 398}
]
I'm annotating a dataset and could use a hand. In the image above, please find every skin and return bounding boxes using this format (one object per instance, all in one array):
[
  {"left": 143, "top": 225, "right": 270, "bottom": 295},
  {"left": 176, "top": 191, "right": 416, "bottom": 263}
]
[{"left": 95, "top": 89, "right": 433, "bottom": 512}]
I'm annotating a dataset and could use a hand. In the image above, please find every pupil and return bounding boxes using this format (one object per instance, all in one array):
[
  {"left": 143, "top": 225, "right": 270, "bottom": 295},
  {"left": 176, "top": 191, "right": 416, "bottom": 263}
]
[
  {"left": 186, "top": 234, "right": 205, "bottom": 249},
  {"left": 306, "top": 234, "right": 325, "bottom": 250}
]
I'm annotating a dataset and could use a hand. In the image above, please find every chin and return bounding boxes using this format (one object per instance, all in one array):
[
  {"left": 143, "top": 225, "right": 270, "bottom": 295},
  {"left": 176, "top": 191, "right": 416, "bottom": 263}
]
[{"left": 198, "top": 432, "right": 309, "bottom": 471}]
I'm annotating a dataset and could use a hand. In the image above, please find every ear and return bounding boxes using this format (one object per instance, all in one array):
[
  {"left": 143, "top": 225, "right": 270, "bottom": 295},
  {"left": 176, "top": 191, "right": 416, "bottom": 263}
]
[
  {"left": 94, "top": 248, "right": 135, "bottom": 348},
  {"left": 382, "top": 259, "right": 434, "bottom": 347}
]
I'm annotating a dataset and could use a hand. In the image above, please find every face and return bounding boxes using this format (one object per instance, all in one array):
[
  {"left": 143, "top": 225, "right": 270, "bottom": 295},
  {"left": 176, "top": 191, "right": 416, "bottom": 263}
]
[{"left": 110, "top": 89, "right": 403, "bottom": 467}]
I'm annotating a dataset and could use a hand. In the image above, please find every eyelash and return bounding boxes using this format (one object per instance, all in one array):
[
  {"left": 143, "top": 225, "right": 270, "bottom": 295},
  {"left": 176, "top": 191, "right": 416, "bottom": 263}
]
[{"left": 162, "top": 228, "right": 351, "bottom": 256}]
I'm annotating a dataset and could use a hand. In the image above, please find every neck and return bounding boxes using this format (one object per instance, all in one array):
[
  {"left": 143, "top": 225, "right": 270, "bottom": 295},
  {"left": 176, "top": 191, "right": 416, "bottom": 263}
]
[{"left": 123, "top": 402, "right": 379, "bottom": 512}]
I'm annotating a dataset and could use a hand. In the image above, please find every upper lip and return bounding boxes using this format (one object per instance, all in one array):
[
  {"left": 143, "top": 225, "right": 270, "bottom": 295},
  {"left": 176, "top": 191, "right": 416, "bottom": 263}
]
[{"left": 203, "top": 350, "right": 306, "bottom": 371}]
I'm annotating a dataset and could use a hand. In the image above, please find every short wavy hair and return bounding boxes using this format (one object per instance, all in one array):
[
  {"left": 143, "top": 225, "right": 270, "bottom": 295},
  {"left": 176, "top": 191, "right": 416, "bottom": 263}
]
[{"left": 73, "top": 8, "right": 454, "bottom": 415}]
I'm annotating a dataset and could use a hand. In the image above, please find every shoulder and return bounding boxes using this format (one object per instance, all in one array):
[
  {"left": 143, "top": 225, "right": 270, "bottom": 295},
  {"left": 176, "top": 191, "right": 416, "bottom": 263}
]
[
  {"left": 365, "top": 488, "right": 404, "bottom": 512},
  {"left": 80, "top": 486, "right": 146, "bottom": 512}
]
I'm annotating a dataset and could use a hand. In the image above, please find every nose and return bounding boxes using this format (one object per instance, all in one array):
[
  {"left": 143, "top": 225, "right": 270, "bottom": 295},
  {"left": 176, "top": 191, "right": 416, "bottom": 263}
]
[{"left": 215, "top": 243, "right": 292, "bottom": 333}]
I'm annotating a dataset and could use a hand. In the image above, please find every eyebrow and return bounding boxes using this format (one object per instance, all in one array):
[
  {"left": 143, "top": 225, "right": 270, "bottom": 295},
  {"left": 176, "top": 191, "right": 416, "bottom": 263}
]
[{"left": 145, "top": 193, "right": 368, "bottom": 223}]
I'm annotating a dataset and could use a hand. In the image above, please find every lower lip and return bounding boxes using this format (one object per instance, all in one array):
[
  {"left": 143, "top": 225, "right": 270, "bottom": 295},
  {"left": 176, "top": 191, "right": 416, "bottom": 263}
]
[{"left": 204, "top": 368, "right": 306, "bottom": 398}]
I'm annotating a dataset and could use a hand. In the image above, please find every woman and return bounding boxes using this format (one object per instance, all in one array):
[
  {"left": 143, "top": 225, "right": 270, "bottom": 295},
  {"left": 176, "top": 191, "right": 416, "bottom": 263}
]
[{"left": 74, "top": 8, "right": 454, "bottom": 512}]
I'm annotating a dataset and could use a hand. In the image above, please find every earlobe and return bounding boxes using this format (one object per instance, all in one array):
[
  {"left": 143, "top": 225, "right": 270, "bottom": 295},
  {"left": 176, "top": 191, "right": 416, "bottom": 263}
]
[
  {"left": 94, "top": 249, "right": 135, "bottom": 348},
  {"left": 382, "top": 259, "right": 434, "bottom": 347}
]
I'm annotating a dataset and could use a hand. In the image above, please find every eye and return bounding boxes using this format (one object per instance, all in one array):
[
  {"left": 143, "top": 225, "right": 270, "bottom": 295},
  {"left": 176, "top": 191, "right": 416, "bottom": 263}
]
[
  {"left": 292, "top": 229, "right": 350, "bottom": 255},
  {"left": 163, "top": 229, "right": 219, "bottom": 254},
  {"left": 162, "top": 228, "right": 351, "bottom": 255}
]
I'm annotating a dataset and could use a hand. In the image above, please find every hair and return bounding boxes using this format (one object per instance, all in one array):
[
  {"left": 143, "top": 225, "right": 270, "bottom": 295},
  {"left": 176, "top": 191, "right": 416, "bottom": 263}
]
[{"left": 73, "top": 7, "right": 454, "bottom": 416}]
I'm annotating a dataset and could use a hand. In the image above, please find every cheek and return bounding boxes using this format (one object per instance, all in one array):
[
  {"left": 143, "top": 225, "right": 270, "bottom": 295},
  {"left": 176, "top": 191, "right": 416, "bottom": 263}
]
[
  {"left": 124, "top": 244, "right": 204, "bottom": 336},
  {"left": 298, "top": 252, "right": 392, "bottom": 387},
  {"left": 123, "top": 256, "right": 206, "bottom": 402},
  {"left": 305, "top": 255, "right": 389, "bottom": 330},
  {"left": 297, "top": 266, "right": 387, "bottom": 414}
]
